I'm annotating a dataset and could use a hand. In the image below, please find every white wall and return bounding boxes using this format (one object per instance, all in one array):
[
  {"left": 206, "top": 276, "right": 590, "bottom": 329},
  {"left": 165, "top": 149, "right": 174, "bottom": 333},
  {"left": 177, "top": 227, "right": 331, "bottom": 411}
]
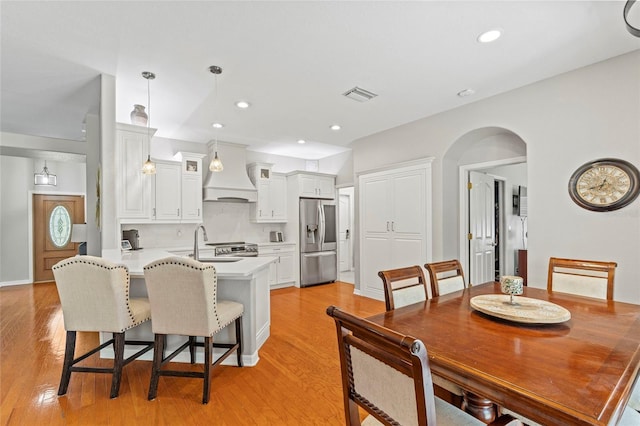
[{"left": 352, "top": 51, "right": 640, "bottom": 303}]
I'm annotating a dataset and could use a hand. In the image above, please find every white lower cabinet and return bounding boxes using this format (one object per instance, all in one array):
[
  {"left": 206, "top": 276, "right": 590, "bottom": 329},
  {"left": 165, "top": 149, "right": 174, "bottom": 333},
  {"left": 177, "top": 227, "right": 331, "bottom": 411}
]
[{"left": 259, "top": 244, "right": 295, "bottom": 289}]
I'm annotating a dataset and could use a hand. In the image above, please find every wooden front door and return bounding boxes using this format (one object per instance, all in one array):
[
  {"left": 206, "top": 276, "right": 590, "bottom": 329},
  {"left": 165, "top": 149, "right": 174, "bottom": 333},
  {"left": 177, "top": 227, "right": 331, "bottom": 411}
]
[{"left": 33, "top": 194, "right": 85, "bottom": 283}]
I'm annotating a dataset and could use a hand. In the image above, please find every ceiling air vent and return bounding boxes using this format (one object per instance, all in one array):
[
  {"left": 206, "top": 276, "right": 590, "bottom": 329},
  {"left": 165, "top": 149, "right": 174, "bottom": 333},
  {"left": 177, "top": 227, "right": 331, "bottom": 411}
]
[{"left": 343, "top": 86, "right": 377, "bottom": 102}]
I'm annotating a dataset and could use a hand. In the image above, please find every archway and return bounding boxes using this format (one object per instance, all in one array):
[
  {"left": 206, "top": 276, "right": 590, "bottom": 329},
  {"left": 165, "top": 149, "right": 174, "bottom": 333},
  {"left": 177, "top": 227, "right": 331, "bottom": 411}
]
[{"left": 442, "top": 127, "right": 527, "bottom": 283}]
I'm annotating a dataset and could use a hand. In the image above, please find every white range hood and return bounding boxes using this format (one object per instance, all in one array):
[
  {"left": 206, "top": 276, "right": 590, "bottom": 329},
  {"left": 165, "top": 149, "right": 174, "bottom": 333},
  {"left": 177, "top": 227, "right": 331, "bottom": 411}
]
[{"left": 203, "top": 141, "right": 257, "bottom": 202}]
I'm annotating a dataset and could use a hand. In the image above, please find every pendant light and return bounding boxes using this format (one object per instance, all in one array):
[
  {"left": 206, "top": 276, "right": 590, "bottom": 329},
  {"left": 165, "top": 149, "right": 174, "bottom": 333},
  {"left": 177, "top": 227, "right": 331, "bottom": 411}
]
[
  {"left": 34, "top": 161, "right": 57, "bottom": 186},
  {"left": 209, "top": 65, "right": 224, "bottom": 172},
  {"left": 141, "top": 71, "right": 157, "bottom": 175}
]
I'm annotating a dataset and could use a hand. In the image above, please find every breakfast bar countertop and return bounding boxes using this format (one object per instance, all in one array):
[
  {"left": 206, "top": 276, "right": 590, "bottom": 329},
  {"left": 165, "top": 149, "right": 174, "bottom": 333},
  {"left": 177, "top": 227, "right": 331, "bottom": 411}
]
[{"left": 102, "top": 248, "right": 275, "bottom": 278}]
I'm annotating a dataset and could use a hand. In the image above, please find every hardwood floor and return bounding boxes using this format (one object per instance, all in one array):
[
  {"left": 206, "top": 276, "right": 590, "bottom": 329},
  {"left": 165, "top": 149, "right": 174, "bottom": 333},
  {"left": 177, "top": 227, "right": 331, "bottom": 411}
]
[{"left": 1, "top": 281, "right": 384, "bottom": 425}]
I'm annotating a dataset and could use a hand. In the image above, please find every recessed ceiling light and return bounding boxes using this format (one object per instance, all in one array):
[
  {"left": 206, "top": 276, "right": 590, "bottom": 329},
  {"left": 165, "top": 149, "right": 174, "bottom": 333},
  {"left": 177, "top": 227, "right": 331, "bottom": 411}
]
[
  {"left": 330, "top": 124, "right": 341, "bottom": 131},
  {"left": 457, "top": 89, "right": 475, "bottom": 98},
  {"left": 477, "top": 29, "right": 502, "bottom": 43},
  {"left": 297, "top": 139, "right": 306, "bottom": 144},
  {"left": 235, "top": 101, "right": 250, "bottom": 109},
  {"left": 212, "top": 122, "right": 224, "bottom": 129}
]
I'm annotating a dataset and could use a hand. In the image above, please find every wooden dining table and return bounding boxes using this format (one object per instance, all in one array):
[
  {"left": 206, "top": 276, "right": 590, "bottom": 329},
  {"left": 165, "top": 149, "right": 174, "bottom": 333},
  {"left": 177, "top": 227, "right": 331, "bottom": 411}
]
[{"left": 366, "top": 282, "right": 640, "bottom": 426}]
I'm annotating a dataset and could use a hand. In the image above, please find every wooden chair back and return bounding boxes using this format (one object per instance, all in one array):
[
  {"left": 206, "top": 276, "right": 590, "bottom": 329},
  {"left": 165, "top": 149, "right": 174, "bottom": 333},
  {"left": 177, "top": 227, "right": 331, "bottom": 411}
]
[
  {"left": 326, "top": 305, "right": 436, "bottom": 425},
  {"left": 547, "top": 257, "right": 616, "bottom": 301},
  {"left": 378, "top": 266, "right": 428, "bottom": 311},
  {"left": 425, "top": 260, "right": 466, "bottom": 298}
]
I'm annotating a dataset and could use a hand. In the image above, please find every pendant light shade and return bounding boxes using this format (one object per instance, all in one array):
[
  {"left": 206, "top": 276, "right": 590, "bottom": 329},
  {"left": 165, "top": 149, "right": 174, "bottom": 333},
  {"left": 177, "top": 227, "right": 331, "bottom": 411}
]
[
  {"left": 34, "top": 161, "right": 57, "bottom": 186},
  {"left": 208, "top": 65, "right": 224, "bottom": 172},
  {"left": 141, "top": 71, "right": 157, "bottom": 175}
]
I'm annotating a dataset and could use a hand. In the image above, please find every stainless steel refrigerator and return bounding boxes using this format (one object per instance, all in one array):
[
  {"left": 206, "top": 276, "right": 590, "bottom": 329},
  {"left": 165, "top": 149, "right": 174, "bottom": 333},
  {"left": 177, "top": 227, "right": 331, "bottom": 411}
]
[{"left": 299, "top": 198, "right": 337, "bottom": 287}]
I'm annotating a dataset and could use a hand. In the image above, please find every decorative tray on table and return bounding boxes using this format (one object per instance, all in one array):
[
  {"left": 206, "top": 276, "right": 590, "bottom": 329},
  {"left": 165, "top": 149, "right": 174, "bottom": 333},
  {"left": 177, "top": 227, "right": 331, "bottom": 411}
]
[{"left": 470, "top": 294, "right": 571, "bottom": 324}]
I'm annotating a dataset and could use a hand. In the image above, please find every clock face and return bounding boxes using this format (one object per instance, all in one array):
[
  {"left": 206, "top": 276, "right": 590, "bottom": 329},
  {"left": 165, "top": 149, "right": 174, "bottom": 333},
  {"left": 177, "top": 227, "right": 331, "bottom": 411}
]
[{"left": 569, "top": 159, "right": 640, "bottom": 212}]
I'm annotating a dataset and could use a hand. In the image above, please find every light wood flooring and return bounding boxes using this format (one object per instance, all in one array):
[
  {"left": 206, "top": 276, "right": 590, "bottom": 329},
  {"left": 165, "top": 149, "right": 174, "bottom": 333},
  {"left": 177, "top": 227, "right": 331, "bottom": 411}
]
[{"left": 1, "top": 281, "right": 384, "bottom": 425}]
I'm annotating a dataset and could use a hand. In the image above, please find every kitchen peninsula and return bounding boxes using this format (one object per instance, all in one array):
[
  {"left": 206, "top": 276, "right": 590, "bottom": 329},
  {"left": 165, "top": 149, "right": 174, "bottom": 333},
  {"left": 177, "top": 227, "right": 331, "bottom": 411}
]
[{"left": 102, "top": 248, "right": 275, "bottom": 366}]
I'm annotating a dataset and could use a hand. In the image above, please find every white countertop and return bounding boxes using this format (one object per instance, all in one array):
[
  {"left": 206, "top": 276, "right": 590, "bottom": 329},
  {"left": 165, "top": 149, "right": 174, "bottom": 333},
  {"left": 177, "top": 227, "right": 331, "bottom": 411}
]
[{"left": 102, "top": 248, "right": 275, "bottom": 278}]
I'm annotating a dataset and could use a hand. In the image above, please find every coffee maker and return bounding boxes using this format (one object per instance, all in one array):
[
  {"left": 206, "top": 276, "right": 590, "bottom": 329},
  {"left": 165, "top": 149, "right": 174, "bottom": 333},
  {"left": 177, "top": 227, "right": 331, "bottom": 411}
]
[{"left": 122, "top": 229, "right": 140, "bottom": 250}]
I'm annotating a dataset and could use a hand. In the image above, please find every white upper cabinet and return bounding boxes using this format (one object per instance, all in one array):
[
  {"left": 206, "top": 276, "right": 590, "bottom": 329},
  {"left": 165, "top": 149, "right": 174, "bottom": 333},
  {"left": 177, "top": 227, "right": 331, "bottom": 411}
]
[
  {"left": 248, "top": 163, "right": 287, "bottom": 223},
  {"left": 179, "top": 153, "right": 204, "bottom": 222},
  {"left": 290, "top": 172, "right": 335, "bottom": 199},
  {"left": 152, "top": 161, "right": 181, "bottom": 220},
  {"left": 116, "top": 123, "right": 155, "bottom": 219}
]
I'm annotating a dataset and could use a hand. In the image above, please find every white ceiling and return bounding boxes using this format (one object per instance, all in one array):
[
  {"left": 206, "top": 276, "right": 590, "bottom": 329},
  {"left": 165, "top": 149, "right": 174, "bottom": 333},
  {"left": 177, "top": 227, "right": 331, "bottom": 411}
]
[{"left": 2, "top": 1, "right": 639, "bottom": 160}]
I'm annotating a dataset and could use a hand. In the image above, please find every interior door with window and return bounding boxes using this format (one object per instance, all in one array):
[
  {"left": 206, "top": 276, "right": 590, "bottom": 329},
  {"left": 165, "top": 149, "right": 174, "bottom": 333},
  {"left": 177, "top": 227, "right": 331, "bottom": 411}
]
[
  {"left": 469, "top": 171, "right": 495, "bottom": 285},
  {"left": 33, "top": 194, "right": 85, "bottom": 283}
]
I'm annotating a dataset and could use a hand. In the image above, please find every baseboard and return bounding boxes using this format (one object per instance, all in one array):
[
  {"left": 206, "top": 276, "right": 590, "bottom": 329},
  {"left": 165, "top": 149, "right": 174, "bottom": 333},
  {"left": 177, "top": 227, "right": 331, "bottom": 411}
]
[{"left": 0, "top": 279, "right": 31, "bottom": 288}]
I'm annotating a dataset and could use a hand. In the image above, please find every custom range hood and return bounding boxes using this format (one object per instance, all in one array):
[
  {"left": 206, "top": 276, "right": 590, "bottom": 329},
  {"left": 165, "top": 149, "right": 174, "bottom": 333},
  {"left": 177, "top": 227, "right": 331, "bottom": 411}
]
[{"left": 203, "top": 141, "right": 257, "bottom": 202}]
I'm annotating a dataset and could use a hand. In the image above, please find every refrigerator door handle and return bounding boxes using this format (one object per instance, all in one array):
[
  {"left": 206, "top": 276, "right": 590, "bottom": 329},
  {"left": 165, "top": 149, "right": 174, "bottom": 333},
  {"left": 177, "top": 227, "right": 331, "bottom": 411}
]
[
  {"left": 302, "top": 251, "right": 336, "bottom": 257},
  {"left": 318, "top": 204, "right": 325, "bottom": 245}
]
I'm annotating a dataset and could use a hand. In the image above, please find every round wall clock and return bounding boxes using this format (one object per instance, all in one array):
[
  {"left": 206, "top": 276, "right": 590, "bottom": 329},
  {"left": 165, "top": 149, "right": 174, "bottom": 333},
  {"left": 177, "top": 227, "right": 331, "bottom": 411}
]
[{"left": 568, "top": 158, "right": 640, "bottom": 212}]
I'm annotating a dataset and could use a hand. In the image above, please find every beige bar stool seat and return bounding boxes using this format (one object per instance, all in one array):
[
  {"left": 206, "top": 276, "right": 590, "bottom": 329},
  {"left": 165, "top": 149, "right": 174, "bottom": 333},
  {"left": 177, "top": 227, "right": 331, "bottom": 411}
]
[
  {"left": 143, "top": 256, "right": 243, "bottom": 404},
  {"left": 52, "top": 256, "right": 154, "bottom": 399}
]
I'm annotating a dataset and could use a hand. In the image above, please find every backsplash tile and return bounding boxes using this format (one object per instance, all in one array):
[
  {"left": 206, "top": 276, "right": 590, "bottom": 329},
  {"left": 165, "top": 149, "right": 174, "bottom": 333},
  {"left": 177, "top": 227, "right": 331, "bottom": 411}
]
[{"left": 123, "top": 202, "right": 286, "bottom": 249}]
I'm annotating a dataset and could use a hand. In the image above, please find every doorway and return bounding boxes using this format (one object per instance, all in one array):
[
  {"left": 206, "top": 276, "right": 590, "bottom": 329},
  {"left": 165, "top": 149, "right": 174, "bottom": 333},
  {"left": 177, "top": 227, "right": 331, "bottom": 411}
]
[
  {"left": 338, "top": 187, "right": 354, "bottom": 284},
  {"left": 33, "top": 194, "right": 85, "bottom": 283},
  {"left": 459, "top": 159, "right": 527, "bottom": 284}
]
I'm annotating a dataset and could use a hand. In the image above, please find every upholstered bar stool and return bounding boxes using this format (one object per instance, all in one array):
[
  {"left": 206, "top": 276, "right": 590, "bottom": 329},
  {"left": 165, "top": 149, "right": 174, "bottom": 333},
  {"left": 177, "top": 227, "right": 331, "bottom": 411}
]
[
  {"left": 52, "top": 256, "right": 154, "bottom": 399},
  {"left": 143, "top": 256, "right": 244, "bottom": 404}
]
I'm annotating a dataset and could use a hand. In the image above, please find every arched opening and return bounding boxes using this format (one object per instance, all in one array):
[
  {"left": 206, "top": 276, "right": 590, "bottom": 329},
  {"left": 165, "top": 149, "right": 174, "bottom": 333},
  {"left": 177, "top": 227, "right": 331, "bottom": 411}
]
[{"left": 442, "top": 127, "right": 527, "bottom": 283}]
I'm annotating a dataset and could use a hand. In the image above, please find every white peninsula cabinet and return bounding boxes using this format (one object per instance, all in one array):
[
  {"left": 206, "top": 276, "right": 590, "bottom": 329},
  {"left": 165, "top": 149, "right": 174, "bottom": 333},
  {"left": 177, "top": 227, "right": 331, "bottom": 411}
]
[
  {"left": 116, "top": 123, "right": 156, "bottom": 219},
  {"left": 247, "top": 163, "right": 287, "bottom": 223},
  {"left": 259, "top": 243, "right": 295, "bottom": 289},
  {"left": 287, "top": 171, "right": 335, "bottom": 199},
  {"left": 359, "top": 159, "right": 433, "bottom": 301}
]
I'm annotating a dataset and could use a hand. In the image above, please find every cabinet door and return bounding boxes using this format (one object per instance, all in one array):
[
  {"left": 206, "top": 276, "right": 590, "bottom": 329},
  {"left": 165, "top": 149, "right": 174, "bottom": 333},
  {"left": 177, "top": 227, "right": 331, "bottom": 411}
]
[
  {"left": 269, "top": 175, "right": 287, "bottom": 221},
  {"left": 361, "top": 176, "right": 392, "bottom": 235},
  {"left": 299, "top": 175, "right": 318, "bottom": 197},
  {"left": 277, "top": 251, "right": 295, "bottom": 283},
  {"left": 181, "top": 174, "right": 202, "bottom": 221},
  {"left": 316, "top": 176, "right": 335, "bottom": 199},
  {"left": 154, "top": 163, "right": 181, "bottom": 220},
  {"left": 117, "top": 130, "right": 150, "bottom": 218},
  {"left": 391, "top": 170, "right": 425, "bottom": 236},
  {"left": 257, "top": 181, "right": 271, "bottom": 219}
]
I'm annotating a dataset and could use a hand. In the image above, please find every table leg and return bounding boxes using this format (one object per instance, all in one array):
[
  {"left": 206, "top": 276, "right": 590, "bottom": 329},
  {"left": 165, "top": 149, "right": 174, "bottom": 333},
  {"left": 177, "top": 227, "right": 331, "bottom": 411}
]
[{"left": 461, "top": 390, "right": 497, "bottom": 422}]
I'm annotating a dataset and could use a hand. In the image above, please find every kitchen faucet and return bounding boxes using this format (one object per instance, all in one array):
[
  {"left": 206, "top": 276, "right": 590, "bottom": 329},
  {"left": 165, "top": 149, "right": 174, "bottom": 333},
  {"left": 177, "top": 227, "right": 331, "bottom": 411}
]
[{"left": 193, "top": 224, "right": 208, "bottom": 261}]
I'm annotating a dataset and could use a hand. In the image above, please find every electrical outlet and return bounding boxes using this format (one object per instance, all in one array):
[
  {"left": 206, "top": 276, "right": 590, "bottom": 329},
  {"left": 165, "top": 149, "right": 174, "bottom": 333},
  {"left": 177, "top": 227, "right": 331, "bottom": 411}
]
[{"left": 177, "top": 229, "right": 182, "bottom": 237}]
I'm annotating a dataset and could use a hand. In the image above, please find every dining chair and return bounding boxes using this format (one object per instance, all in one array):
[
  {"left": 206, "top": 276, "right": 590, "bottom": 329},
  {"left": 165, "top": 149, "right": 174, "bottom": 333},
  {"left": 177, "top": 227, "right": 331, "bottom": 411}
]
[
  {"left": 52, "top": 256, "right": 154, "bottom": 398},
  {"left": 326, "top": 305, "right": 520, "bottom": 426},
  {"left": 547, "top": 257, "right": 617, "bottom": 300},
  {"left": 378, "top": 265, "right": 428, "bottom": 311},
  {"left": 378, "top": 265, "right": 464, "bottom": 407},
  {"left": 143, "top": 256, "right": 244, "bottom": 404},
  {"left": 424, "top": 259, "right": 467, "bottom": 298}
]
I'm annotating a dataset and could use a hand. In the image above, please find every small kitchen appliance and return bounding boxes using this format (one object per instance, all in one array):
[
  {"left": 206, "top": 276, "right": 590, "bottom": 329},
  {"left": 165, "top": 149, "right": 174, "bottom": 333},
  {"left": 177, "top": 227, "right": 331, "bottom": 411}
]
[
  {"left": 270, "top": 231, "right": 284, "bottom": 242},
  {"left": 122, "top": 229, "right": 141, "bottom": 250}
]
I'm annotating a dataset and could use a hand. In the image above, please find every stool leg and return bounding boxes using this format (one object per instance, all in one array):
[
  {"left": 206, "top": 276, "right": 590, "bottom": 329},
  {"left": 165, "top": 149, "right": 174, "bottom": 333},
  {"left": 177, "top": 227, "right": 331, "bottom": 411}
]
[
  {"left": 110, "top": 332, "right": 125, "bottom": 398},
  {"left": 203, "top": 336, "right": 212, "bottom": 404},
  {"left": 189, "top": 336, "right": 196, "bottom": 364},
  {"left": 58, "top": 330, "right": 76, "bottom": 396},
  {"left": 148, "top": 334, "right": 165, "bottom": 401},
  {"left": 235, "top": 316, "right": 243, "bottom": 367}
]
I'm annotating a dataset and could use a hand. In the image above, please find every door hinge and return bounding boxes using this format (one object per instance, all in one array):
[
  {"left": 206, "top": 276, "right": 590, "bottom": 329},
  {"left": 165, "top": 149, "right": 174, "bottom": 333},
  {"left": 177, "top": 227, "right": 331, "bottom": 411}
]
[
  {"left": 468, "top": 182, "right": 473, "bottom": 190},
  {"left": 468, "top": 233, "right": 473, "bottom": 240}
]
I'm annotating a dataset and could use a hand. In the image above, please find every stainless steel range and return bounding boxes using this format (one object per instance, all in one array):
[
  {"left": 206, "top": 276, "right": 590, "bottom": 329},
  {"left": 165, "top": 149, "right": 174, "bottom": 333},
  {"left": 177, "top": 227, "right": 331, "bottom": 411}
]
[{"left": 205, "top": 241, "right": 258, "bottom": 257}]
